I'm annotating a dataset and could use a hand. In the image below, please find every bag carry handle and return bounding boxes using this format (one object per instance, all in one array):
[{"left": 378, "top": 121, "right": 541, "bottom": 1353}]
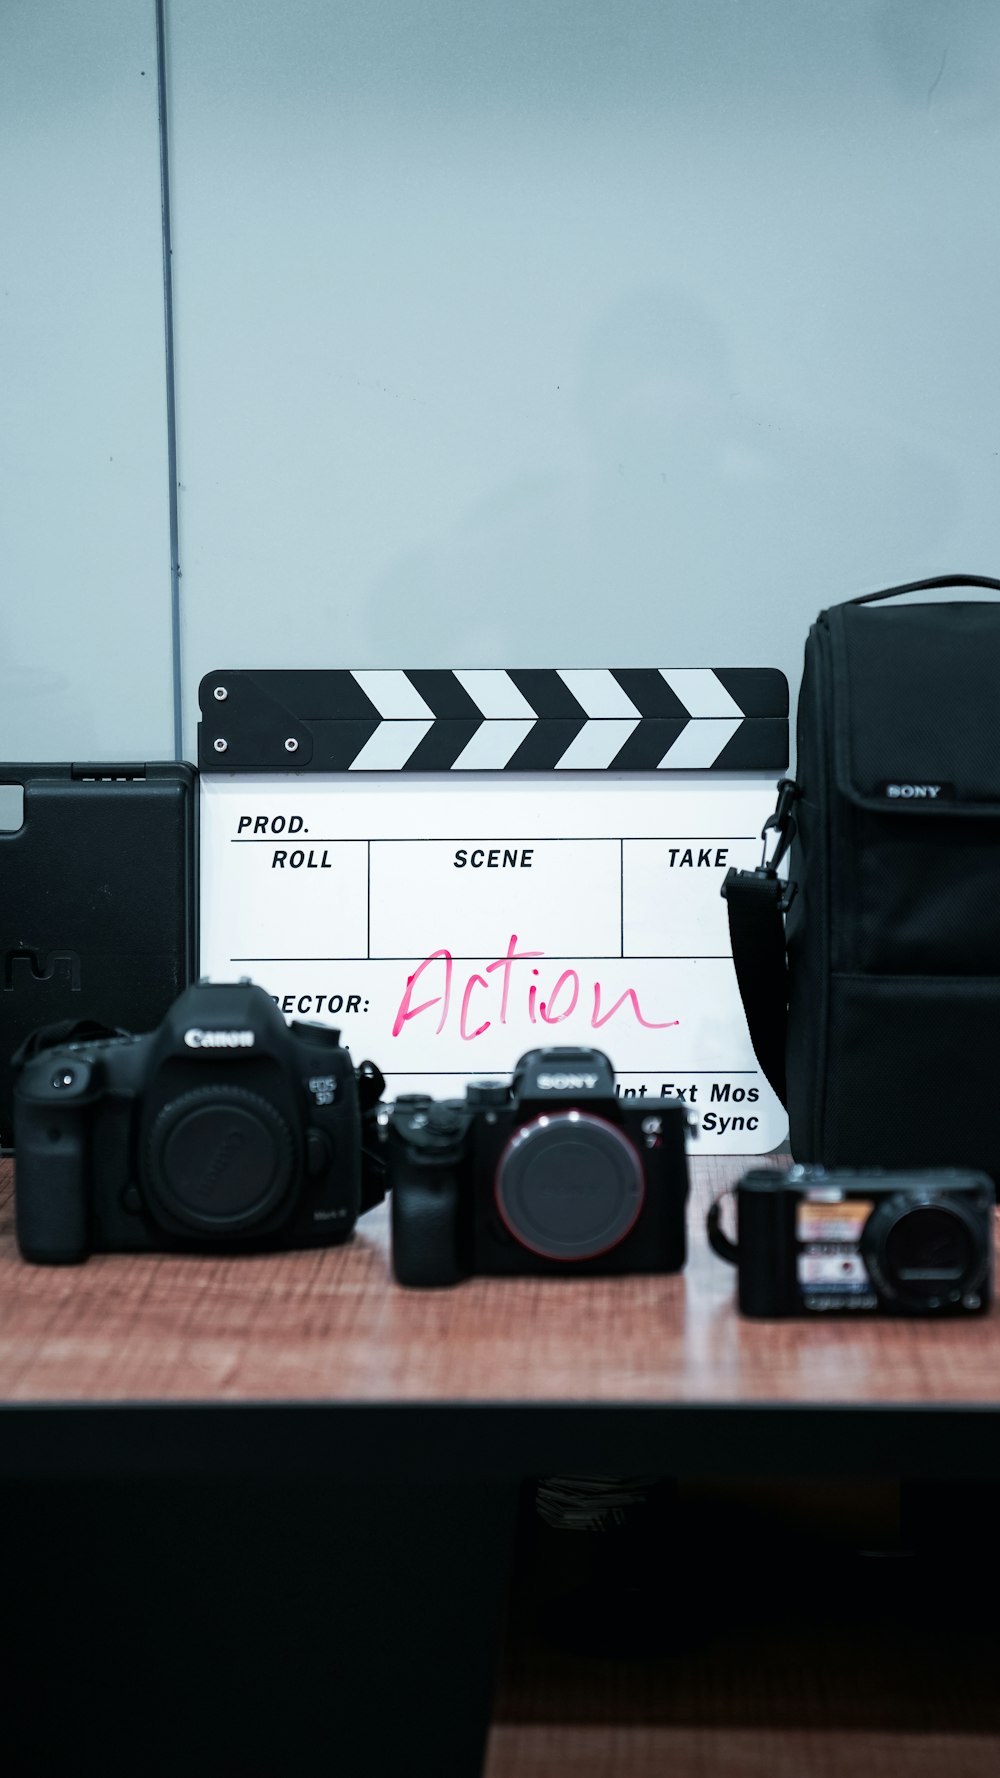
[{"left": 851, "top": 574, "right": 1000, "bottom": 607}]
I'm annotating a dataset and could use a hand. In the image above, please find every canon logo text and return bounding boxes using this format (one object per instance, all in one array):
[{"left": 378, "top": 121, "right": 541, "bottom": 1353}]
[{"left": 184, "top": 1028, "right": 256, "bottom": 1050}]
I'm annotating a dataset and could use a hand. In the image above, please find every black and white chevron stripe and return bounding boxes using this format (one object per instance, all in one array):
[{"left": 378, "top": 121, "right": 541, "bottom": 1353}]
[{"left": 199, "top": 667, "right": 788, "bottom": 772}]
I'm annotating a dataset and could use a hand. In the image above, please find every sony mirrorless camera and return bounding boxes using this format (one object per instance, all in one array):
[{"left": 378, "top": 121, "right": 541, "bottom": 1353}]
[
  {"left": 13, "top": 981, "right": 386, "bottom": 1263},
  {"left": 708, "top": 1164, "right": 994, "bottom": 1317},
  {"left": 386, "top": 1046, "right": 691, "bottom": 1286}
]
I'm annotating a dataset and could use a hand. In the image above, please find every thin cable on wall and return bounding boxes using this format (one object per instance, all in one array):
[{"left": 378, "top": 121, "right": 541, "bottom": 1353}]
[{"left": 155, "top": 0, "right": 183, "bottom": 761}]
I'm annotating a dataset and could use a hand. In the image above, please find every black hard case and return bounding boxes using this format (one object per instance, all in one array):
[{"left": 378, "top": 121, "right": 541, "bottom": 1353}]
[{"left": 0, "top": 763, "right": 197, "bottom": 1149}]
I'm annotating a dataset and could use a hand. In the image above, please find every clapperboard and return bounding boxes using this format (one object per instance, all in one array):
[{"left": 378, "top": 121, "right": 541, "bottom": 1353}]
[
  {"left": 198, "top": 666, "right": 789, "bottom": 1152},
  {"left": 198, "top": 667, "right": 786, "bottom": 773}
]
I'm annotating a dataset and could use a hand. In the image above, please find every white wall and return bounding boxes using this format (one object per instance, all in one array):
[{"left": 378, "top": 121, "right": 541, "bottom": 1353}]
[
  {"left": 0, "top": 1, "right": 174, "bottom": 761},
  {"left": 4, "top": 1, "right": 1000, "bottom": 764}
]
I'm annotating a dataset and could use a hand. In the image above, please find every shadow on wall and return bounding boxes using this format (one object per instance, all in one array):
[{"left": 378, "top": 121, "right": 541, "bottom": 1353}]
[
  {"left": 365, "top": 287, "right": 958, "bottom": 663},
  {"left": 0, "top": 620, "right": 97, "bottom": 763}
]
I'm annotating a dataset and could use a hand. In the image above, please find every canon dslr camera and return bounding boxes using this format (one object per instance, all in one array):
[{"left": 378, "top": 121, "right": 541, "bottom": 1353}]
[
  {"left": 387, "top": 1046, "right": 690, "bottom": 1286},
  {"left": 708, "top": 1164, "right": 993, "bottom": 1317},
  {"left": 13, "top": 981, "right": 385, "bottom": 1263}
]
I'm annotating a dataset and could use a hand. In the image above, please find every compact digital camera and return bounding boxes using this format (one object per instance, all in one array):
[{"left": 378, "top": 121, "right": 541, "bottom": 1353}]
[
  {"left": 708, "top": 1164, "right": 994, "bottom": 1317},
  {"left": 13, "top": 981, "right": 386, "bottom": 1263},
  {"left": 386, "top": 1046, "right": 691, "bottom": 1286}
]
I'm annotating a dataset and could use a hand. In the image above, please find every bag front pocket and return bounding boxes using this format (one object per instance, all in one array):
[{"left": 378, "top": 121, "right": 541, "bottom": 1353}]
[
  {"left": 843, "top": 808, "right": 1000, "bottom": 976},
  {"left": 819, "top": 974, "right": 1000, "bottom": 1185}
]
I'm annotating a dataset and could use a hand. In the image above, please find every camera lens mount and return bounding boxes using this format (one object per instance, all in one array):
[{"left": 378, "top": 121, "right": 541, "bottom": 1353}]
[
  {"left": 494, "top": 1110, "right": 645, "bottom": 1262},
  {"left": 144, "top": 1085, "right": 296, "bottom": 1234},
  {"left": 861, "top": 1192, "right": 987, "bottom": 1312}
]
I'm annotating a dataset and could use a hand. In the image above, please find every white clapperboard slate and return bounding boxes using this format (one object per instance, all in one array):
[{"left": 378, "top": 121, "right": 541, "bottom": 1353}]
[{"left": 198, "top": 667, "right": 789, "bottom": 1152}]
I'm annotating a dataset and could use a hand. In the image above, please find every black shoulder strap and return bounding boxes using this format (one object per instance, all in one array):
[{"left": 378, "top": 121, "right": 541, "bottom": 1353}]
[
  {"left": 10, "top": 1019, "right": 129, "bottom": 1069},
  {"left": 720, "top": 778, "right": 797, "bottom": 1109},
  {"left": 722, "top": 867, "right": 789, "bottom": 1108}
]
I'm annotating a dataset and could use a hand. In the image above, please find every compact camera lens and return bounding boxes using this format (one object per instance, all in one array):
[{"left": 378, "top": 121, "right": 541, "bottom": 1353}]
[
  {"left": 495, "top": 1111, "right": 645, "bottom": 1261},
  {"left": 145, "top": 1086, "right": 295, "bottom": 1233},
  {"left": 863, "top": 1195, "right": 985, "bottom": 1310}
]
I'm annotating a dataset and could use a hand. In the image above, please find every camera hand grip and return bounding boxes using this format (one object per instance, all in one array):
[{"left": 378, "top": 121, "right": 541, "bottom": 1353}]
[
  {"left": 391, "top": 1169, "right": 463, "bottom": 1287},
  {"left": 14, "top": 1104, "right": 89, "bottom": 1263}
]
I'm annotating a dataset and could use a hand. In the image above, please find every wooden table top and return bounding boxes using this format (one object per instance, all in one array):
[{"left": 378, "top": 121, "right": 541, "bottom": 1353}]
[{"left": 1, "top": 1154, "right": 998, "bottom": 1408}]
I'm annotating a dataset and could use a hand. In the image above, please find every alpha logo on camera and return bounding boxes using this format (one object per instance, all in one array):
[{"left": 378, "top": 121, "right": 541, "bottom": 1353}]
[
  {"left": 536, "top": 1072, "right": 598, "bottom": 1091},
  {"left": 183, "top": 1027, "right": 256, "bottom": 1049}
]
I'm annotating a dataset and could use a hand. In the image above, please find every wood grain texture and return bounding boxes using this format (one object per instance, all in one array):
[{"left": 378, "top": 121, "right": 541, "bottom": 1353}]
[
  {"left": 486, "top": 1508, "right": 1000, "bottom": 1777},
  {"left": 0, "top": 1155, "right": 998, "bottom": 1404},
  {"left": 485, "top": 1728, "right": 1000, "bottom": 1778}
]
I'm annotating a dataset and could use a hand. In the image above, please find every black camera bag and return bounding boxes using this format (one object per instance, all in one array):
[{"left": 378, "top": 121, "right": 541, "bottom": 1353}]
[{"left": 724, "top": 574, "right": 1000, "bottom": 1184}]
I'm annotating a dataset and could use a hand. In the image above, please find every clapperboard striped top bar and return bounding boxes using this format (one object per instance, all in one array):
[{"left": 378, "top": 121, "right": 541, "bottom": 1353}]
[{"left": 198, "top": 667, "right": 788, "bottom": 772}]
